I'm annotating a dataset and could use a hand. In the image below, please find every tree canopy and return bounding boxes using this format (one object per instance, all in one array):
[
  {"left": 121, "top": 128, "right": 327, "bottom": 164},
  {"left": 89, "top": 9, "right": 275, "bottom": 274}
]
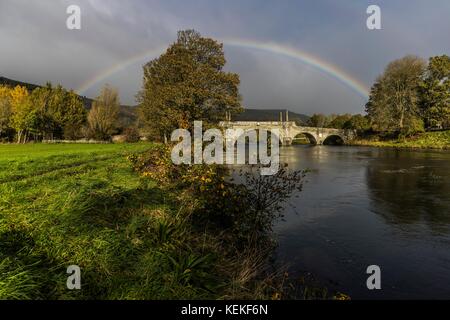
[
  {"left": 366, "top": 55, "right": 426, "bottom": 135},
  {"left": 31, "top": 83, "right": 86, "bottom": 140},
  {"left": 0, "top": 84, "right": 87, "bottom": 142},
  {"left": 419, "top": 55, "right": 450, "bottom": 129},
  {"left": 87, "top": 85, "right": 120, "bottom": 140},
  {"left": 138, "top": 30, "right": 242, "bottom": 141}
]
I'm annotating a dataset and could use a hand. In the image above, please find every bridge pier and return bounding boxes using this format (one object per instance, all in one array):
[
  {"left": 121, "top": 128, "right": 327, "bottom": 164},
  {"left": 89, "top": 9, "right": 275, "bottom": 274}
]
[{"left": 282, "top": 137, "right": 293, "bottom": 146}]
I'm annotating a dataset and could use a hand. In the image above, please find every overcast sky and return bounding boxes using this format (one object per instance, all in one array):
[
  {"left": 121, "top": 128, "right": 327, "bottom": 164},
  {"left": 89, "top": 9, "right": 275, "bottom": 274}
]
[{"left": 0, "top": 0, "right": 449, "bottom": 115}]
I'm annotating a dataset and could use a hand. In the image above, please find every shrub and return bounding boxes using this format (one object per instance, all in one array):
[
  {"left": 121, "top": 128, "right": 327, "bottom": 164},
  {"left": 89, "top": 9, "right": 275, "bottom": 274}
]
[
  {"left": 128, "top": 144, "right": 185, "bottom": 185},
  {"left": 400, "top": 117, "right": 425, "bottom": 138},
  {"left": 123, "top": 127, "right": 141, "bottom": 143},
  {"left": 130, "top": 145, "right": 307, "bottom": 244},
  {"left": 63, "top": 123, "right": 84, "bottom": 140}
]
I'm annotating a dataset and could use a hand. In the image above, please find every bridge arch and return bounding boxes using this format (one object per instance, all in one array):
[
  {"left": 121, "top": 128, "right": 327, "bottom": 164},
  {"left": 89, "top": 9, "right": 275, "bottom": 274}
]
[
  {"left": 292, "top": 132, "right": 318, "bottom": 145},
  {"left": 323, "top": 134, "right": 345, "bottom": 145}
]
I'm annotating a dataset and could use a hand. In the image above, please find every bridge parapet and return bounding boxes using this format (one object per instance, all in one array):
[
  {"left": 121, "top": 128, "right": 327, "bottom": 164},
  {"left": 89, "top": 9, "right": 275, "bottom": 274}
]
[{"left": 219, "top": 121, "right": 290, "bottom": 127}]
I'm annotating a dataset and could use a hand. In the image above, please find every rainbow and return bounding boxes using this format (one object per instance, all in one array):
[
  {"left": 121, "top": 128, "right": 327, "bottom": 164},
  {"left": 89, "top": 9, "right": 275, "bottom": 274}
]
[
  {"left": 76, "top": 46, "right": 167, "bottom": 94},
  {"left": 77, "top": 38, "right": 370, "bottom": 99}
]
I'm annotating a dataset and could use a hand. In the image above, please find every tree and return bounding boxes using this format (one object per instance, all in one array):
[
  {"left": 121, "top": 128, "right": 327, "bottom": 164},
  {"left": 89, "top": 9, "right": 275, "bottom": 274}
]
[
  {"left": 419, "top": 55, "right": 450, "bottom": 129},
  {"left": 366, "top": 55, "right": 426, "bottom": 135},
  {"left": 328, "top": 114, "right": 352, "bottom": 129},
  {"left": 30, "top": 83, "right": 59, "bottom": 140},
  {"left": 61, "top": 90, "right": 87, "bottom": 139},
  {"left": 343, "top": 114, "right": 370, "bottom": 133},
  {"left": 10, "top": 86, "right": 37, "bottom": 143},
  {"left": 138, "top": 30, "right": 242, "bottom": 141},
  {"left": 0, "top": 86, "right": 13, "bottom": 138},
  {"left": 87, "top": 85, "right": 120, "bottom": 140},
  {"left": 31, "top": 84, "right": 86, "bottom": 140},
  {"left": 307, "top": 113, "right": 330, "bottom": 128}
]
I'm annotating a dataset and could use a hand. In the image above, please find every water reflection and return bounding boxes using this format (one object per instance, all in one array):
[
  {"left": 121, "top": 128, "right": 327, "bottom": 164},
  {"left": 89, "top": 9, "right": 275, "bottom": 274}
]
[
  {"left": 366, "top": 150, "right": 450, "bottom": 233},
  {"left": 273, "top": 145, "right": 450, "bottom": 299}
]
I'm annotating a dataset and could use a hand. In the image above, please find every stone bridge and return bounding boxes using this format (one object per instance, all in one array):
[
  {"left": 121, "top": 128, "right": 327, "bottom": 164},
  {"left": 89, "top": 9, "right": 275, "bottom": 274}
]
[{"left": 219, "top": 121, "right": 356, "bottom": 146}]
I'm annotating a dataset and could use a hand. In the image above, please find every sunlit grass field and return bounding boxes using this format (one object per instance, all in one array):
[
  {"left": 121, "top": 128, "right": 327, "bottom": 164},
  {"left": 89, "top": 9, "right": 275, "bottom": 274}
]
[
  {"left": 0, "top": 142, "right": 281, "bottom": 300},
  {"left": 0, "top": 143, "right": 206, "bottom": 299}
]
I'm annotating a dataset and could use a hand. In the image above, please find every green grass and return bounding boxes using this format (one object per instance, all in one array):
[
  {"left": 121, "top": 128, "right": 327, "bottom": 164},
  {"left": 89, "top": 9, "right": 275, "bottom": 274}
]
[
  {"left": 0, "top": 143, "right": 277, "bottom": 300},
  {"left": 0, "top": 142, "right": 343, "bottom": 300},
  {"left": 352, "top": 130, "right": 450, "bottom": 150},
  {"left": 0, "top": 143, "right": 226, "bottom": 300}
]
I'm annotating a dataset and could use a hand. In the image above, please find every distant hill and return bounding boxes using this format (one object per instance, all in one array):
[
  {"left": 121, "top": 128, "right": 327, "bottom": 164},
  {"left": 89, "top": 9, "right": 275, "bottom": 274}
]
[
  {"left": 0, "top": 76, "right": 41, "bottom": 92},
  {"left": 234, "top": 108, "right": 309, "bottom": 125}
]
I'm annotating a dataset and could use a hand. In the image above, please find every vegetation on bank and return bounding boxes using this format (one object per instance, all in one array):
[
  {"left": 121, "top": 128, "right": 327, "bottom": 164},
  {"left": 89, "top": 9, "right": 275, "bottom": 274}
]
[
  {"left": 0, "top": 143, "right": 316, "bottom": 300},
  {"left": 350, "top": 130, "right": 450, "bottom": 150}
]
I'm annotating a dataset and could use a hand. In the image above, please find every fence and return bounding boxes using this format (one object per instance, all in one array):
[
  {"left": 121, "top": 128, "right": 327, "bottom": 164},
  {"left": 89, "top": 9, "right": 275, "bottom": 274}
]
[{"left": 42, "top": 139, "right": 111, "bottom": 144}]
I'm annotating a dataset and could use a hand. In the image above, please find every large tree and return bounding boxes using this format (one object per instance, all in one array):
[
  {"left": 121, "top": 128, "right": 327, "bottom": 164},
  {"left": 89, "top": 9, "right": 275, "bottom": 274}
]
[
  {"left": 30, "top": 83, "right": 57, "bottom": 140},
  {"left": 366, "top": 55, "right": 426, "bottom": 134},
  {"left": 419, "top": 55, "right": 450, "bottom": 129},
  {"left": 87, "top": 85, "right": 120, "bottom": 140},
  {"left": 138, "top": 30, "right": 242, "bottom": 141},
  {"left": 61, "top": 89, "right": 88, "bottom": 139},
  {"left": 31, "top": 83, "right": 86, "bottom": 140},
  {"left": 0, "top": 86, "right": 13, "bottom": 138},
  {"left": 10, "top": 86, "right": 36, "bottom": 143}
]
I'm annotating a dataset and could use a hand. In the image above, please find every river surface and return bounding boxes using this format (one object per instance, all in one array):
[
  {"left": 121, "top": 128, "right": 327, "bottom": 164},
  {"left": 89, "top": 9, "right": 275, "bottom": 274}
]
[{"left": 272, "top": 145, "right": 450, "bottom": 299}]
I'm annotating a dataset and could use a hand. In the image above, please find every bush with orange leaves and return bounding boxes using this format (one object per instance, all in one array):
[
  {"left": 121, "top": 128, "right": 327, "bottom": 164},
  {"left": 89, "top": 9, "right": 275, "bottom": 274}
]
[
  {"left": 128, "top": 144, "right": 245, "bottom": 229},
  {"left": 129, "top": 144, "right": 307, "bottom": 245},
  {"left": 128, "top": 144, "right": 184, "bottom": 185}
]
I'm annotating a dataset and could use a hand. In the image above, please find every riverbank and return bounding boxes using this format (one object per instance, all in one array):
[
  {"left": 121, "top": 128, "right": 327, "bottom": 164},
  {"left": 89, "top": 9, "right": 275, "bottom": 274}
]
[
  {"left": 349, "top": 131, "right": 450, "bottom": 150},
  {"left": 0, "top": 143, "right": 288, "bottom": 299}
]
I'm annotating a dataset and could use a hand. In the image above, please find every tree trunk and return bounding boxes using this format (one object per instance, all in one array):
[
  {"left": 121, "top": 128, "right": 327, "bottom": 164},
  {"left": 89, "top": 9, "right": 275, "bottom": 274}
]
[
  {"left": 399, "top": 111, "right": 404, "bottom": 129},
  {"left": 399, "top": 103, "right": 405, "bottom": 130}
]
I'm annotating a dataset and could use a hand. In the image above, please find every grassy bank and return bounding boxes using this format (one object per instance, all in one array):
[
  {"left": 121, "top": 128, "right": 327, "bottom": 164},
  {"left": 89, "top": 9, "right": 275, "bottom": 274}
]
[
  {"left": 350, "top": 131, "right": 450, "bottom": 150},
  {"left": 0, "top": 143, "right": 280, "bottom": 300}
]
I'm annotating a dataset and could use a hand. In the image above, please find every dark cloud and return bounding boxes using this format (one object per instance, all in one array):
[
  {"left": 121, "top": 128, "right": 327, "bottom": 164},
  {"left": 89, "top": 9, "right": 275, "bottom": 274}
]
[{"left": 0, "top": 0, "right": 449, "bottom": 114}]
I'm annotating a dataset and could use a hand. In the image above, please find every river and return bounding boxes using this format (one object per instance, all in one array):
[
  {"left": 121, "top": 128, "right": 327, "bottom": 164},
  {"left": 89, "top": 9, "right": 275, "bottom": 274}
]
[{"left": 273, "top": 145, "right": 450, "bottom": 299}]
